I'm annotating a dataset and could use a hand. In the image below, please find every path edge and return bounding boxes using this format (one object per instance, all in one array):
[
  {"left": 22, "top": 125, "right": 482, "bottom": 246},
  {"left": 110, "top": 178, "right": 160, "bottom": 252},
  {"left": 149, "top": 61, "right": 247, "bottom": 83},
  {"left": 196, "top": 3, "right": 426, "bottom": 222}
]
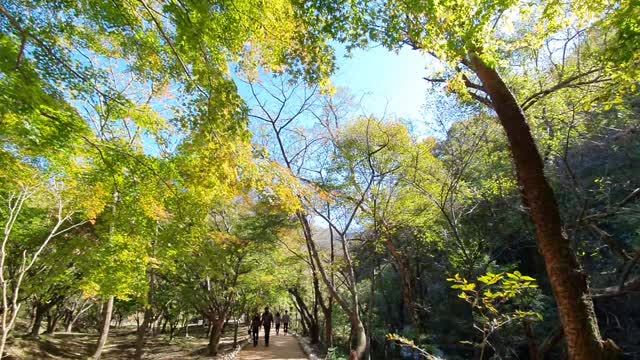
[
  {"left": 221, "top": 335, "right": 250, "bottom": 360},
  {"left": 294, "top": 334, "right": 321, "bottom": 360}
]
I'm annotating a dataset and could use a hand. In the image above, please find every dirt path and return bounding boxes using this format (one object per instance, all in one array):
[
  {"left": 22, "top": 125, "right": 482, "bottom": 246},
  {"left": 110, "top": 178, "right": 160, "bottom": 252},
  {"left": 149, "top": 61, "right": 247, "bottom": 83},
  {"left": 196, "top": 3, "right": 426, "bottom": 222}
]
[{"left": 239, "top": 329, "right": 307, "bottom": 360}]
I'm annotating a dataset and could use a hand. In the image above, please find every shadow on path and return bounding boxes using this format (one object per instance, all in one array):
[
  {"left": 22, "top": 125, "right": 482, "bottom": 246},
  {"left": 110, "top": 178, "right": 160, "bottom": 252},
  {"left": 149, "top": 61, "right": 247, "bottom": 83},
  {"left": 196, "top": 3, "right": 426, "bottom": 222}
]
[{"left": 239, "top": 329, "right": 306, "bottom": 360}]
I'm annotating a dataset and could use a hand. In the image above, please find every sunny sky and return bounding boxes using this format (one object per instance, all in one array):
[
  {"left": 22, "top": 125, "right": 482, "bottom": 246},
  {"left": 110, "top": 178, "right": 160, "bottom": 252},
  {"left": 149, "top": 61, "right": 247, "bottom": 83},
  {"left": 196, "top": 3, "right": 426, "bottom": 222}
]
[
  {"left": 234, "top": 44, "right": 440, "bottom": 138},
  {"left": 331, "top": 45, "right": 434, "bottom": 123}
]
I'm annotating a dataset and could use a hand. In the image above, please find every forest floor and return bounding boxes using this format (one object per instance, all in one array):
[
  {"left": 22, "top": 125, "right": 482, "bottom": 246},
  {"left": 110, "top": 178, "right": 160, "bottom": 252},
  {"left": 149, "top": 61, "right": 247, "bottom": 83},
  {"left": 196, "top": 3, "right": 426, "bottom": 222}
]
[
  {"left": 238, "top": 329, "right": 307, "bottom": 360},
  {"left": 5, "top": 326, "right": 248, "bottom": 359}
]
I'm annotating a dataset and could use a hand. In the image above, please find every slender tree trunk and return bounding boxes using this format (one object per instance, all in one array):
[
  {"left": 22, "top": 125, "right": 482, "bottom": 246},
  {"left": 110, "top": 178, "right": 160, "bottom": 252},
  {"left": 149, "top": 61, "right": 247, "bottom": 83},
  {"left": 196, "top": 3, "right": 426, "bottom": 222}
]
[
  {"left": 27, "top": 304, "right": 37, "bottom": 331},
  {"left": 161, "top": 316, "right": 168, "bottom": 334},
  {"left": 324, "top": 225, "right": 335, "bottom": 349},
  {"left": 290, "top": 287, "right": 318, "bottom": 341},
  {"left": 64, "top": 311, "right": 73, "bottom": 333},
  {"left": 470, "top": 54, "right": 621, "bottom": 360},
  {"left": 46, "top": 309, "right": 62, "bottom": 334},
  {"left": 324, "top": 304, "right": 333, "bottom": 349},
  {"left": 291, "top": 295, "right": 310, "bottom": 336},
  {"left": 233, "top": 317, "right": 239, "bottom": 347},
  {"left": 152, "top": 314, "right": 162, "bottom": 335},
  {"left": 384, "top": 240, "right": 418, "bottom": 329},
  {"left": 134, "top": 306, "right": 153, "bottom": 359},
  {"left": 169, "top": 321, "right": 177, "bottom": 341},
  {"left": 92, "top": 296, "right": 114, "bottom": 360},
  {"left": 367, "top": 267, "right": 375, "bottom": 360},
  {"left": 65, "top": 318, "right": 74, "bottom": 333},
  {"left": 299, "top": 213, "right": 368, "bottom": 359}
]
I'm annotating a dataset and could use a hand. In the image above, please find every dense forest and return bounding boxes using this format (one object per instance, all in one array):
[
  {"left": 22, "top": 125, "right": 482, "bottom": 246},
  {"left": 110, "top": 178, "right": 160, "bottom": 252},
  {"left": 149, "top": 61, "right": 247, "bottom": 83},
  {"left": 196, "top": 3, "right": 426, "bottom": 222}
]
[{"left": 0, "top": 0, "right": 638, "bottom": 359}]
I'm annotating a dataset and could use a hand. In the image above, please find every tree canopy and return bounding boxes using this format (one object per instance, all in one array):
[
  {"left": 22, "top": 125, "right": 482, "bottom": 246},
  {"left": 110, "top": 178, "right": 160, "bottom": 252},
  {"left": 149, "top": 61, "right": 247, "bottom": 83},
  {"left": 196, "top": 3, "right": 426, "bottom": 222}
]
[{"left": 0, "top": 0, "right": 638, "bottom": 359}]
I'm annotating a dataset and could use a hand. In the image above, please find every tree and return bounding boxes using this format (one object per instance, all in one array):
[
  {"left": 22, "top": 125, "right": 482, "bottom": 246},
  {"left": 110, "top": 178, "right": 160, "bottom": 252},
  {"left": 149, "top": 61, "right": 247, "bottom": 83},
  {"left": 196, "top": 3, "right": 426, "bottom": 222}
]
[
  {"left": 247, "top": 78, "right": 388, "bottom": 357},
  {"left": 297, "top": 0, "right": 637, "bottom": 357},
  {"left": 0, "top": 171, "right": 96, "bottom": 355}
]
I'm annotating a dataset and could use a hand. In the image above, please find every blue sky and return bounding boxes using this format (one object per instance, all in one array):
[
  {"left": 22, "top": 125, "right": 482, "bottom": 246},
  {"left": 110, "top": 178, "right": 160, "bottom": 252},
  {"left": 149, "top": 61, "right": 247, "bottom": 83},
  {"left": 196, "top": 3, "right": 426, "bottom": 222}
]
[
  {"left": 235, "top": 44, "right": 440, "bottom": 137},
  {"left": 331, "top": 45, "right": 433, "bottom": 123}
]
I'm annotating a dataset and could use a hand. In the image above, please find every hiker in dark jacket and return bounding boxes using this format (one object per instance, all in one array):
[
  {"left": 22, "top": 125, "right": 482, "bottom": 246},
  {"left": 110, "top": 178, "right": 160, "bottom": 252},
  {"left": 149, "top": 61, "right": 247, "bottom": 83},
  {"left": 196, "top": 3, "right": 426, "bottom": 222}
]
[
  {"left": 250, "top": 313, "right": 261, "bottom": 347},
  {"left": 261, "top": 307, "right": 274, "bottom": 346}
]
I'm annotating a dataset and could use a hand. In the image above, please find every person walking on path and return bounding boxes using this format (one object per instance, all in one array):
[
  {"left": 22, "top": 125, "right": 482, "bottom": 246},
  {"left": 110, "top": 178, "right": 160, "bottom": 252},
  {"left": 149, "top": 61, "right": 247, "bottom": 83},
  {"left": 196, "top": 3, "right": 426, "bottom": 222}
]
[
  {"left": 261, "top": 307, "right": 274, "bottom": 346},
  {"left": 282, "top": 310, "right": 291, "bottom": 335},
  {"left": 250, "top": 313, "right": 262, "bottom": 347},
  {"left": 274, "top": 312, "right": 282, "bottom": 335}
]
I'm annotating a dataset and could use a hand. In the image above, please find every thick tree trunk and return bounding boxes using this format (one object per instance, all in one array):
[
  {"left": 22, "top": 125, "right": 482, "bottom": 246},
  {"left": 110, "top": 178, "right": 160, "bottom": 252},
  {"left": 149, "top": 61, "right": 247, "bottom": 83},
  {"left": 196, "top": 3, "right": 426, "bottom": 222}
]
[
  {"left": 469, "top": 54, "right": 621, "bottom": 360},
  {"left": 207, "top": 317, "right": 225, "bottom": 356},
  {"left": 92, "top": 296, "right": 114, "bottom": 360},
  {"left": 351, "top": 315, "right": 367, "bottom": 360},
  {"left": 29, "top": 303, "right": 47, "bottom": 338}
]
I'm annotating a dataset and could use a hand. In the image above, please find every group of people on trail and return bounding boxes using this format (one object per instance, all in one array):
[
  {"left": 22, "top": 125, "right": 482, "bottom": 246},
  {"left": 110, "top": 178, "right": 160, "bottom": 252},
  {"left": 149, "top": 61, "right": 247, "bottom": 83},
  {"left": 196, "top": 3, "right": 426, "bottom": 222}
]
[{"left": 250, "top": 307, "right": 291, "bottom": 347}]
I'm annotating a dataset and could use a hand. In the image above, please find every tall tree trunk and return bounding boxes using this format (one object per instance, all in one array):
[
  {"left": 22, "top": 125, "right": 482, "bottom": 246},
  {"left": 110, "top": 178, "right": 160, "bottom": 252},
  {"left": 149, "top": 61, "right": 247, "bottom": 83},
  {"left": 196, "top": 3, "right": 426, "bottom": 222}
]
[
  {"left": 325, "top": 225, "right": 335, "bottom": 349},
  {"left": 384, "top": 240, "right": 418, "bottom": 329},
  {"left": 367, "top": 266, "right": 376, "bottom": 360},
  {"left": 207, "top": 317, "right": 225, "bottom": 356},
  {"left": 92, "top": 296, "right": 114, "bottom": 360},
  {"left": 323, "top": 304, "right": 333, "bottom": 349},
  {"left": 469, "top": 54, "right": 621, "bottom": 360}
]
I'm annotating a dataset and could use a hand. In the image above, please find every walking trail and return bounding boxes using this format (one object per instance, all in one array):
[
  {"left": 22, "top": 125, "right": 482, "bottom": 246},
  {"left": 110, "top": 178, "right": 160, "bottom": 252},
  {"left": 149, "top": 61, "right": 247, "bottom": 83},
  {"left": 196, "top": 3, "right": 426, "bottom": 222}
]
[{"left": 238, "top": 329, "right": 307, "bottom": 360}]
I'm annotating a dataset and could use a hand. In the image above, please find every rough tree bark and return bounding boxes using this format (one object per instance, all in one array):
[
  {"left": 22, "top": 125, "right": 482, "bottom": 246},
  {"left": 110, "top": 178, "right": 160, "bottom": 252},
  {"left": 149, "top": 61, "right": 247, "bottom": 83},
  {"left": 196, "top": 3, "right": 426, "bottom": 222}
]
[
  {"left": 207, "top": 317, "right": 226, "bottom": 356},
  {"left": 469, "top": 54, "right": 621, "bottom": 360}
]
